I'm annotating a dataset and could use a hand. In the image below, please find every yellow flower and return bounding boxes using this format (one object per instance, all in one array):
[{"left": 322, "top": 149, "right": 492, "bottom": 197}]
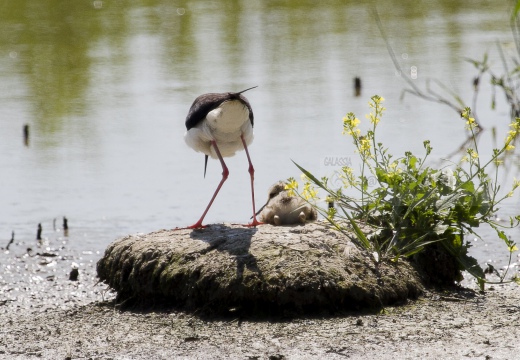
[
  {"left": 285, "top": 177, "right": 299, "bottom": 197},
  {"left": 327, "top": 206, "right": 337, "bottom": 221},
  {"left": 343, "top": 114, "right": 361, "bottom": 137},
  {"left": 465, "top": 117, "right": 477, "bottom": 130},
  {"left": 366, "top": 96, "right": 385, "bottom": 125},
  {"left": 506, "top": 178, "right": 520, "bottom": 199},
  {"left": 509, "top": 118, "right": 520, "bottom": 131},
  {"left": 343, "top": 166, "right": 354, "bottom": 177},
  {"left": 346, "top": 128, "right": 361, "bottom": 137},
  {"left": 509, "top": 244, "right": 518, "bottom": 252},
  {"left": 461, "top": 107, "right": 479, "bottom": 131},
  {"left": 357, "top": 137, "right": 372, "bottom": 159},
  {"left": 366, "top": 113, "right": 379, "bottom": 125},
  {"left": 513, "top": 178, "right": 520, "bottom": 190},
  {"left": 341, "top": 166, "right": 357, "bottom": 187},
  {"left": 467, "top": 148, "right": 478, "bottom": 159},
  {"left": 504, "top": 119, "right": 520, "bottom": 151},
  {"left": 360, "top": 137, "right": 371, "bottom": 153},
  {"left": 369, "top": 95, "right": 385, "bottom": 106},
  {"left": 302, "top": 182, "right": 318, "bottom": 200}
]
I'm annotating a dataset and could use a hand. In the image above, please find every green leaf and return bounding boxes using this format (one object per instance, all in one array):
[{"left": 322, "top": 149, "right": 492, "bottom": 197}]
[
  {"left": 496, "top": 228, "right": 509, "bottom": 243},
  {"left": 403, "top": 187, "right": 437, "bottom": 220},
  {"left": 435, "top": 192, "right": 464, "bottom": 212},
  {"left": 489, "top": 224, "right": 515, "bottom": 250},
  {"left": 512, "top": 0, "right": 520, "bottom": 21},
  {"left": 408, "top": 155, "right": 417, "bottom": 169},
  {"left": 460, "top": 181, "right": 475, "bottom": 193},
  {"left": 340, "top": 207, "right": 373, "bottom": 253},
  {"left": 477, "top": 277, "right": 486, "bottom": 292}
]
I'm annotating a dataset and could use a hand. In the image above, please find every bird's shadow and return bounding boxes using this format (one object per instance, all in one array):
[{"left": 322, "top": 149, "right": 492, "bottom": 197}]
[{"left": 188, "top": 224, "right": 263, "bottom": 283}]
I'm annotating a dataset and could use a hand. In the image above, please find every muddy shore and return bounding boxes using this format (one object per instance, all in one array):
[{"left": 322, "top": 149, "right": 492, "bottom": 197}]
[
  {"left": 1, "top": 229, "right": 519, "bottom": 359},
  {"left": 96, "top": 223, "right": 424, "bottom": 314}
]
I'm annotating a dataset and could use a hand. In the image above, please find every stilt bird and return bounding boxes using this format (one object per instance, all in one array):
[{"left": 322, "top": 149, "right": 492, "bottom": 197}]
[{"left": 183, "top": 86, "right": 262, "bottom": 229}]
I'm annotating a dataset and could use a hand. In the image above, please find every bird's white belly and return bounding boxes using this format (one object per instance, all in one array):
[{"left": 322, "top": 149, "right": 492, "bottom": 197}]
[{"left": 184, "top": 100, "right": 254, "bottom": 159}]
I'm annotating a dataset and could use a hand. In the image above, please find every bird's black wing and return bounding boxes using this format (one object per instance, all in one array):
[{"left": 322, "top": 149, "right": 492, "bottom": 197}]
[
  {"left": 185, "top": 93, "right": 229, "bottom": 130},
  {"left": 238, "top": 94, "right": 254, "bottom": 127},
  {"left": 235, "top": 86, "right": 257, "bottom": 127},
  {"left": 185, "top": 87, "right": 257, "bottom": 130}
]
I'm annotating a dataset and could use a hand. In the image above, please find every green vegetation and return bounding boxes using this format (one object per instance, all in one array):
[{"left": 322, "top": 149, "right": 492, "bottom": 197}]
[{"left": 287, "top": 96, "right": 520, "bottom": 290}]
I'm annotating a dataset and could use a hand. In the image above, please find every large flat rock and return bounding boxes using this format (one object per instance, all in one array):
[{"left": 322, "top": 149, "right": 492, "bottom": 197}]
[{"left": 96, "top": 222, "right": 423, "bottom": 314}]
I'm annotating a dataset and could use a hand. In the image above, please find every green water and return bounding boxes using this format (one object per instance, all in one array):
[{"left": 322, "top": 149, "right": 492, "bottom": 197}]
[{"left": 0, "top": 0, "right": 517, "bottom": 271}]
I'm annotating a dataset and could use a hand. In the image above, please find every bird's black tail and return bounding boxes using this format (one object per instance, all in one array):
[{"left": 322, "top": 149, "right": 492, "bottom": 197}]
[{"left": 204, "top": 154, "right": 209, "bottom": 178}]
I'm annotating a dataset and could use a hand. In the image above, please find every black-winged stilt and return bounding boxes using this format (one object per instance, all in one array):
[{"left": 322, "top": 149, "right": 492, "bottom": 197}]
[{"left": 183, "top": 86, "right": 262, "bottom": 229}]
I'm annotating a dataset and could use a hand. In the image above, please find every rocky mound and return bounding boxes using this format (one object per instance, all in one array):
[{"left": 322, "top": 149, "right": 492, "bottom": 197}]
[{"left": 96, "top": 222, "right": 423, "bottom": 314}]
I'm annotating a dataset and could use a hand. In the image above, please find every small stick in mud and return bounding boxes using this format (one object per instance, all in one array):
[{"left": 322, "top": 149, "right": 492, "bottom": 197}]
[
  {"left": 69, "top": 263, "right": 79, "bottom": 281},
  {"left": 23, "top": 124, "right": 29, "bottom": 146},
  {"left": 354, "top": 77, "right": 362, "bottom": 97},
  {"left": 63, "top": 217, "right": 69, "bottom": 236},
  {"left": 6, "top": 231, "right": 14, "bottom": 250},
  {"left": 36, "top": 223, "right": 42, "bottom": 241}
]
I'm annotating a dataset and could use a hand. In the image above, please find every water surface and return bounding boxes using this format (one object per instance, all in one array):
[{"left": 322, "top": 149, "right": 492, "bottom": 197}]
[{"left": 0, "top": 0, "right": 518, "bottom": 273}]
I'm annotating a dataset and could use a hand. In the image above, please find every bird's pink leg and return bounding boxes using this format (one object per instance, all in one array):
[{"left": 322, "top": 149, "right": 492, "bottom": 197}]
[
  {"left": 187, "top": 141, "right": 229, "bottom": 229},
  {"left": 241, "top": 135, "right": 263, "bottom": 227}
]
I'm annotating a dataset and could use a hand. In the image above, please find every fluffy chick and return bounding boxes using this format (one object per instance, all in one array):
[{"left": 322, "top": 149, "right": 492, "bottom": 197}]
[{"left": 257, "top": 181, "right": 317, "bottom": 225}]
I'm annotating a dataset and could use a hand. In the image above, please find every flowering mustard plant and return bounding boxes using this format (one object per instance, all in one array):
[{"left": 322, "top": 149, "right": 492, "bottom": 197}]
[{"left": 289, "top": 96, "right": 520, "bottom": 289}]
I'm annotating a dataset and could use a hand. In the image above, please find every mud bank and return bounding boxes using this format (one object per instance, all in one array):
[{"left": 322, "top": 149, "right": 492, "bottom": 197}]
[
  {"left": 97, "top": 222, "right": 423, "bottom": 314},
  {"left": 1, "top": 223, "right": 519, "bottom": 359}
]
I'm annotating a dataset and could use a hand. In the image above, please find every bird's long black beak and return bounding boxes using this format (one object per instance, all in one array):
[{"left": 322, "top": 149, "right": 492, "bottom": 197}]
[
  {"left": 237, "top": 86, "right": 258, "bottom": 94},
  {"left": 204, "top": 155, "right": 208, "bottom": 178},
  {"left": 251, "top": 201, "right": 267, "bottom": 219}
]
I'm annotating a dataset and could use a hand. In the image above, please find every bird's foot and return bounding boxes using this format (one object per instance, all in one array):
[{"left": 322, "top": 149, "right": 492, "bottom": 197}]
[
  {"left": 173, "top": 222, "right": 207, "bottom": 230},
  {"left": 243, "top": 219, "right": 264, "bottom": 227}
]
